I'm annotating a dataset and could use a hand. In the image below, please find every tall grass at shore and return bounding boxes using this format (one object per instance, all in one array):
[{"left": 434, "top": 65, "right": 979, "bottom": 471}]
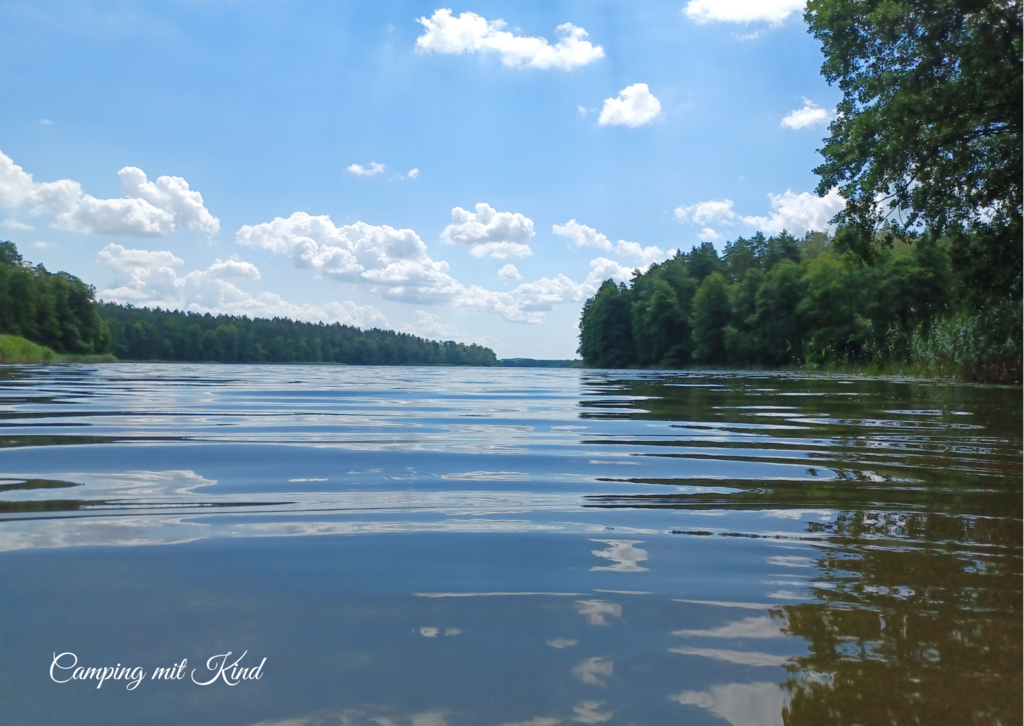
[{"left": 0, "top": 334, "right": 117, "bottom": 364}]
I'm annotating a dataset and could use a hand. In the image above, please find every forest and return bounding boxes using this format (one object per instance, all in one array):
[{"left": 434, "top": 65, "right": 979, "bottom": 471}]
[
  {"left": 0, "top": 241, "right": 497, "bottom": 366},
  {"left": 576, "top": 231, "right": 1016, "bottom": 377}
]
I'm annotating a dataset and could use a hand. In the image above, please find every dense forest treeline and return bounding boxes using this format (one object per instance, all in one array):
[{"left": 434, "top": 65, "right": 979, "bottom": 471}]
[
  {"left": 98, "top": 304, "right": 497, "bottom": 365},
  {"left": 578, "top": 230, "right": 1021, "bottom": 382},
  {"left": 0, "top": 241, "right": 497, "bottom": 366}
]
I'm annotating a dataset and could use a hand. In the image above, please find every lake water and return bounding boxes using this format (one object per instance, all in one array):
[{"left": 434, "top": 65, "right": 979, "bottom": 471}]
[{"left": 0, "top": 364, "right": 1019, "bottom": 726}]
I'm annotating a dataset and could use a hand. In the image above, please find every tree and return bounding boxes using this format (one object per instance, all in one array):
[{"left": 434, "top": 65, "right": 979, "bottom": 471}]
[
  {"left": 806, "top": 0, "right": 1022, "bottom": 288},
  {"left": 578, "top": 280, "right": 634, "bottom": 368},
  {"left": 690, "top": 273, "right": 731, "bottom": 365},
  {"left": 798, "top": 254, "right": 870, "bottom": 363},
  {"left": 685, "top": 242, "right": 727, "bottom": 283},
  {"left": 753, "top": 261, "right": 806, "bottom": 365}
]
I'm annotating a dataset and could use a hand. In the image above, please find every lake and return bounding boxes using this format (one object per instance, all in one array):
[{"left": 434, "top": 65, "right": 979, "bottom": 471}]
[{"left": 0, "top": 364, "right": 1019, "bottom": 726}]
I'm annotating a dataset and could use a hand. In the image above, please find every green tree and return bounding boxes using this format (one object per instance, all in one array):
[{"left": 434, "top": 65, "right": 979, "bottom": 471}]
[
  {"left": 690, "top": 273, "right": 731, "bottom": 365},
  {"left": 578, "top": 280, "right": 635, "bottom": 368},
  {"left": 806, "top": 0, "right": 1022, "bottom": 295},
  {"left": 685, "top": 242, "right": 727, "bottom": 283},
  {"left": 753, "top": 260, "right": 806, "bottom": 365},
  {"left": 723, "top": 268, "right": 765, "bottom": 364},
  {"left": 798, "top": 254, "right": 870, "bottom": 363}
]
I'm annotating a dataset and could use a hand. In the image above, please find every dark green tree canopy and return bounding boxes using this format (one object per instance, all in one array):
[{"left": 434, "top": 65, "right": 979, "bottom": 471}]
[{"left": 806, "top": 0, "right": 1022, "bottom": 235}]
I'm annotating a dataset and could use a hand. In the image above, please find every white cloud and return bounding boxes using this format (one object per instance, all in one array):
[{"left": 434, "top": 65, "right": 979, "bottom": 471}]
[
  {"left": 675, "top": 199, "right": 740, "bottom": 226},
  {"left": 237, "top": 212, "right": 460, "bottom": 303},
  {"left": 97, "top": 243, "right": 387, "bottom": 328},
  {"left": 0, "top": 151, "right": 38, "bottom": 208},
  {"left": 675, "top": 188, "right": 845, "bottom": 236},
  {"left": 598, "top": 83, "right": 661, "bottom": 128},
  {"left": 0, "top": 149, "right": 219, "bottom": 238},
  {"left": 781, "top": 99, "right": 832, "bottom": 129},
  {"left": 39, "top": 119, "right": 54, "bottom": 127},
  {"left": 407, "top": 168, "right": 420, "bottom": 179},
  {"left": 498, "top": 263, "right": 522, "bottom": 280},
  {"left": 684, "top": 0, "right": 805, "bottom": 25},
  {"left": 117, "top": 167, "right": 220, "bottom": 235},
  {"left": 586, "top": 257, "right": 635, "bottom": 286},
  {"left": 554, "top": 220, "right": 668, "bottom": 268},
  {"left": 2, "top": 219, "right": 33, "bottom": 231},
  {"left": 401, "top": 310, "right": 457, "bottom": 339},
  {"left": 347, "top": 162, "right": 385, "bottom": 177},
  {"left": 239, "top": 210, "right": 599, "bottom": 325},
  {"left": 415, "top": 9, "right": 604, "bottom": 71},
  {"left": 741, "top": 188, "right": 846, "bottom": 235},
  {"left": 553, "top": 219, "right": 612, "bottom": 251},
  {"left": 455, "top": 272, "right": 593, "bottom": 324},
  {"left": 577, "top": 106, "right": 588, "bottom": 118},
  {"left": 31, "top": 241, "right": 55, "bottom": 250},
  {"left": 442, "top": 203, "right": 535, "bottom": 258},
  {"left": 467, "top": 241, "right": 532, "bottom": 259},
  {"left": 615, "top": 240, "right": 668, "bottom": 266}
]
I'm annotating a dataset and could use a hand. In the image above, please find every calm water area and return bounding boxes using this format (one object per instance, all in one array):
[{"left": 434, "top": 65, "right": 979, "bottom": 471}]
[{"left": 0, "top": 364, "right": 1019, "bottom": 726}]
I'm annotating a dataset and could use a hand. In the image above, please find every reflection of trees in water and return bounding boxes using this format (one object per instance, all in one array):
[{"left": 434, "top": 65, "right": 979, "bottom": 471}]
[{"left": 778, "top": 509, "right": 1022, "bottom": 726}]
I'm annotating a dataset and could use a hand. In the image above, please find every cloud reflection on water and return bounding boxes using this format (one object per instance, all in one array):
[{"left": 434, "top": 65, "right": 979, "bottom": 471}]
[
  {"left": 572, "top": 657, "right": 613, "bottom": 686},
  {"left": 671, "top": 681, "right": 788, "bottom": 726},
  {"left": 574, "top": 600, "right": 621, "bottom": 626},
  {"left": 588, "top": 539, "right": 648, "bottom": 572}
]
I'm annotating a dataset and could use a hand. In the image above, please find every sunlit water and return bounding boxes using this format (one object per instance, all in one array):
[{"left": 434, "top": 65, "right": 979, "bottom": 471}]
[{"left": 0, "top": 364, "right": 1019, "bottom": 726}]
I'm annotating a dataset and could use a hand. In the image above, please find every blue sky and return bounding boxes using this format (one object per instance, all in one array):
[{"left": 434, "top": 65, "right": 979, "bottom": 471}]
[{"left": 0, "top": 0, "right": 844, "bottom": 358}]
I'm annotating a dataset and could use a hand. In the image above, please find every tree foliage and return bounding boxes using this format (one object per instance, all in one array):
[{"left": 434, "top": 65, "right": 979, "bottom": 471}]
[
  {"left": 98, "top": 305, "right": 497, "bottom": 365},
  {"left": 0, "top": 242, "right": 111, "bottom": 354},
  {"left": 577, "top": 232, "right": 1002, "bottom": 377},
  {"left": 806, "top": 0, "right": 1022, "bottom": 296}
]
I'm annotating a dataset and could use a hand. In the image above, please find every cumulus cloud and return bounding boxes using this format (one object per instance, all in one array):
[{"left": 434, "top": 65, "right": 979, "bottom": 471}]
[
  {"left": 0, "top": 149, "right": 219, "bottom": 238},
  {"left": 442, "top": 203, "right": 535, "bottom": 258},
  {"left": 239, "top": 211, "right": 598, "bottom": 325},
  {"left": 415, "top": 9, "right": 604, "bottom": 71},
  {"left": 586, "top": 257, "right": 636, "bottom": 286},
  {"left": 237, "top": 212, "right": 461, "bottom": 303},
  {"left": 553, "top": 219, "right": 612, "bottom": 251},
  {"left": 407, "top": 168, "right": 420, "bottom": 179},
  {"left": 498, "top": 263, "right": 522, "bottom": 280},
  {"left": 97, "top": 243, "right": 387, "bottom": 327},
  {"left": 742, "top": 188, "right": 846, "bottom": 235},
  {"left": 347, "top": 162, "right": 385, "bottom": 177},
  {"left": 554, "top": 220, "right": 668, "bottom": 267},
  {"left": 2, "top": 219, "right": 33, "bottom": 231},
  {"left": 615, "top": 240, "right": 668, "bottom": 267},
  {"left": 781, "top": 99, "right": 833, "bottom": 129},
  {"left": 401, "top": 310, "right": 457, "bottom": 339},
  {"left": 684, "top": 0, "right": 805, "bottom": 25},
  {"left": 117, "top": 167, "right": 220, "bottom": 235},
  {"left": 598, "top": 83, "right": 661, "bottom": 127},
  {"left": 674, "top": 199, "right": 740, "bottom": 226},
  {"left": 455, "top": 272, "right": 594, "bottom": 324},
  {"left": 675, "top": 188, "right": 846, "bottom": 237}
]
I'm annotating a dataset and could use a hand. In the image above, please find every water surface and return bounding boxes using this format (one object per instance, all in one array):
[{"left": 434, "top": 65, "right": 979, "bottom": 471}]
[{"left": 0, "top": 365, "right": 1019, "bottom": 725}]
